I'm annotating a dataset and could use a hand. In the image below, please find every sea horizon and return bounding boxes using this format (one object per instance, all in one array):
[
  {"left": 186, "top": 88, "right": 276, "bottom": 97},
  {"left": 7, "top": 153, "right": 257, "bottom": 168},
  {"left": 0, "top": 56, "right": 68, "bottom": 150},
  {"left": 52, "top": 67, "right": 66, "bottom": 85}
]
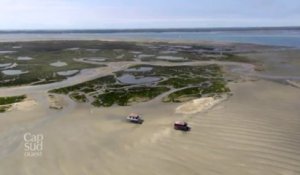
[
  {"left": 0, "top": 27, "right": 300, "bottom": 48},
  {"left": 0, "top": 26, "right": 300, "bottom": 33}
]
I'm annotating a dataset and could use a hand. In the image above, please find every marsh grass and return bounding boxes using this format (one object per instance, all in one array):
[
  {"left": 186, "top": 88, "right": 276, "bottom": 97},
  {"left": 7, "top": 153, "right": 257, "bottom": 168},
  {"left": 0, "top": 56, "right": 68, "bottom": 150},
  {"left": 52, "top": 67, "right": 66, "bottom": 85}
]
[
  {"left": 0, "top": 95, "right": 26, "bottom": 105},
  {"left": 163, "top": 80, "right": 230, "bottom": 102},
  {"left": 92, "top": 86, "right": 170, "bottom": 107},
  {"left": 0, "top": 95, "right": 26, "bottom": 112},
  {"left": 50, "top": 64, "right": 230, "bottom": 106},
  {"left": 0, "top": 41, "right": 249, "bottom": 87},
  {"left": 0, "top": 105, "right": 11, "bottom": 113},
  {"left": 69, "top": 92, "right": 88, "bottom": 103}
]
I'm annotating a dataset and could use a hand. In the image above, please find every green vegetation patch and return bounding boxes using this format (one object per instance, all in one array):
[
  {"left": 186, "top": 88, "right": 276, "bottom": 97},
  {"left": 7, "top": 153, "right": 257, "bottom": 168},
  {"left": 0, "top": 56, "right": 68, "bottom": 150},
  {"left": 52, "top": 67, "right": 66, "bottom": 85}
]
[
  {"left": 0, "top": 95, "right": 26, "bottom": 113},
  {"left": 124, "top": 64, "right": 222, "bottom": 78},
  {"left": 163, "top": 80, "right": 230, "bottom": 102},
  {"left": 158, "top": 77, "right": 209, "bottom": 88},
  {"left": 0, "top": 40, "right": 249, "bottom": 87},
  {"left": 49, "top": 64, "right": 230, "bottom": 107},
  {"left": 0, "top": 95, "right": 26, "bottom": 105},
  {"left": 222, "top": 54, "right": 251, "bottom": 62},
  {"left": 0, "top": 105, "right": 11, "bottom": 113},
  {"left": 69, "top": 92, "right": 88, "bottom": 103},
  {"left": 92, "top": 86, "right": 170, "bottom": 107}
]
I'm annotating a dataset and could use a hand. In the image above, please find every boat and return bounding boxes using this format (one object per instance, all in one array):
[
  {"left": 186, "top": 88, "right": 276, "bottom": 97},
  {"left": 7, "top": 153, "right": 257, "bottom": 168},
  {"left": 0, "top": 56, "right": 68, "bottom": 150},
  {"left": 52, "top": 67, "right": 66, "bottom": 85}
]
[
  {"left": 174, "top": 121, "right": 191, "bottom": 131},
  {"left": 126, "top": 113, "right": 144, "bottom": 124}
]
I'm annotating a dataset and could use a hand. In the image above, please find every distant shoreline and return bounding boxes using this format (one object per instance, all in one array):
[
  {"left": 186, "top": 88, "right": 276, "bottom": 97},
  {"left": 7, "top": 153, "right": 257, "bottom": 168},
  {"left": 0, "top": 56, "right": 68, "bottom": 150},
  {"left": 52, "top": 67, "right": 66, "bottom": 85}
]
[
  {"left": 0, "top": 37, "right": 281, "bottom": 51},
  {"left": 0, "top": 26, "right": 300, "bottom": 34},
  {"left": 0, "top": 29, "right": 299, "bottom": 48}
]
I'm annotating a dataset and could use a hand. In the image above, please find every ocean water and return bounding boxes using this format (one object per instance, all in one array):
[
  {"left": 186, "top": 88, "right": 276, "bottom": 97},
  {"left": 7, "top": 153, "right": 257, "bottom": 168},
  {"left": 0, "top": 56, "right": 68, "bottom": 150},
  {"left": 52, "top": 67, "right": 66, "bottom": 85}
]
[
  {"left": 0, "top": 30, "right": 300, "bottom": 47},
  {"left": 118, "top": 31, "right": 300, "bottom": 48}
]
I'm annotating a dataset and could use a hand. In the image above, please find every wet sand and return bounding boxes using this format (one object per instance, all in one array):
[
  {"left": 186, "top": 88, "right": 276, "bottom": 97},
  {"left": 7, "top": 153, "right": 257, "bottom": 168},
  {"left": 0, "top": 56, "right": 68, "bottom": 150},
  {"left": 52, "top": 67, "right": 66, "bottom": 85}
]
[
  {"left": 242, "top": 49, "right": 300, "bottom": 77},
  {"left": 0, "top": 45, "right": 300, "bottom": 174},
  {"left": 0, "top": 80, "right": 300, "bottom": 175}
]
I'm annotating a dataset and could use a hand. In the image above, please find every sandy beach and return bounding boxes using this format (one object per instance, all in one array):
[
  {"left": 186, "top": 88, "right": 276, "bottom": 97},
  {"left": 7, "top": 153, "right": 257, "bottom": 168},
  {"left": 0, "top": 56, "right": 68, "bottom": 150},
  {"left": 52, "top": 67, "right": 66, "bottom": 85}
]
[{"left": 0, "top": 42, "right": 300, "bottom": 175}]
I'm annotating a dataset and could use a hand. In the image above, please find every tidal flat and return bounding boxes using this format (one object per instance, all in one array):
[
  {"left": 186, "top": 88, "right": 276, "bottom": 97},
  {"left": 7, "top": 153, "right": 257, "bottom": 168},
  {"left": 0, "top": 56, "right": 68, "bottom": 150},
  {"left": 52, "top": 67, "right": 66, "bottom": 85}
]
[
  {"left": 0, "top": 40, "right": 251, "bottom": 87},
  {"left": 0, "top": 40, "right": 300, "bottom": 175}
]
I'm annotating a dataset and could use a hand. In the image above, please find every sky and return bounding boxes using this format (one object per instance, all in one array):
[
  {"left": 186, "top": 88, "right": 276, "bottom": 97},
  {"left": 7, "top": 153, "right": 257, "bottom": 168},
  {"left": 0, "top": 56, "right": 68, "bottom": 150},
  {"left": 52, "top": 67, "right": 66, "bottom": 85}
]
[{"left": 0, "top": 0, "right": 299, "bottom": 29}]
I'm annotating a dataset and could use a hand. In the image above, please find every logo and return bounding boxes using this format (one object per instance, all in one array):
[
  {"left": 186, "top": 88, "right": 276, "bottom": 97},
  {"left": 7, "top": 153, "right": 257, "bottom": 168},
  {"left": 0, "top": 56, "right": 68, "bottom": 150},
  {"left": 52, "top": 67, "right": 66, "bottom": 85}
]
[{"left": 24, "top": 132, "right": 44, "bottom": 157}]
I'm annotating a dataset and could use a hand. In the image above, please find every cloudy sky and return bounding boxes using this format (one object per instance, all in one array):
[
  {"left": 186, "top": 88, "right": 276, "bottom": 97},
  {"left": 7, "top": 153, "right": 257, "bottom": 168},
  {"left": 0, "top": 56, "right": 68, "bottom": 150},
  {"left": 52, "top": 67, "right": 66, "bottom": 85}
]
[{"left": 0, "top": 0, "right": 299, "bottom": 29}]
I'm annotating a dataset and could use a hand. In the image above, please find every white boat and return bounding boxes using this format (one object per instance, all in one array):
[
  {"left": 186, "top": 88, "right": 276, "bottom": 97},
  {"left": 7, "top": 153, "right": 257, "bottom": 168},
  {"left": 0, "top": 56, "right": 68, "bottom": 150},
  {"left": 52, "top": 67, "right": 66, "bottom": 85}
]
[{"left": 126, "top": 113, "right": 144, "bottom": 124}]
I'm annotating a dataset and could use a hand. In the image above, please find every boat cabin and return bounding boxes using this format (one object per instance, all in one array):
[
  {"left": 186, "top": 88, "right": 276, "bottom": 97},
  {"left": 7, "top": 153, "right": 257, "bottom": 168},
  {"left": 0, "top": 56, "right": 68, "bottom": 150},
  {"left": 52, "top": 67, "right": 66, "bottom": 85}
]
[
  {"left": 174, "top": 121, "right": 191, "bottom": 131},
  {"left": 127, "top": 113, "right": 144, "bottom": 124}
]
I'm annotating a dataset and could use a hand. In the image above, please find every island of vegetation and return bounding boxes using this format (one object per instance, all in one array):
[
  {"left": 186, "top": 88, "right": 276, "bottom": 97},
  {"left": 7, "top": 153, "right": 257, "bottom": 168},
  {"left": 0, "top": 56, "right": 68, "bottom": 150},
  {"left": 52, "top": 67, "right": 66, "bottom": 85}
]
[
  {"left": 0, "top": 95, "right": 26, "bottom": 112},
  {"left": 49, "top": 64, "right": 230, "bottom": 107}
]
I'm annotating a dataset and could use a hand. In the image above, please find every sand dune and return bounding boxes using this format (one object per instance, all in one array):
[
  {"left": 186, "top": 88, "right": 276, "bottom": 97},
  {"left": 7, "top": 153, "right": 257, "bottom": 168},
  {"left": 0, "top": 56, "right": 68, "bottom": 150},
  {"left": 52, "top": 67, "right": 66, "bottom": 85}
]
[
  {"left": 10, "top": 99, "right": 37, "bottom": 112},
  {"left": 175, "top": 95, "right": 227, "bottom": 114}
]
